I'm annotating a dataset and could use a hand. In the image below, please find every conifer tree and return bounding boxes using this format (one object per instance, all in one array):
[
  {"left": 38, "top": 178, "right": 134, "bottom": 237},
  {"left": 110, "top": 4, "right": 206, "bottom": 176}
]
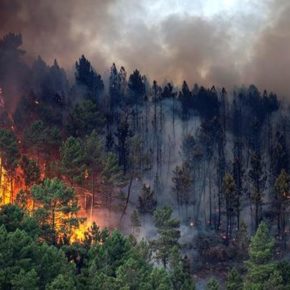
[
  {"left": 31, "top": 178, "right": 81, "bottom": 244},
  {"left": 152, "top": 207, "right": 180, "bottom": 268},
  {"left": 206, "top": 278, "right": 220, "bottom": 290},
  {"left": 244, "top": 222, "right": 275, "bottom": 289},
  {"left": 226, "top": 268, "right": 242, "bottom": 290},
  {"left": 172, "top": 162, "right": 192, "bottom": 217},
  {"left": 169, "top": 246, "right": 195, "bottom": 290}
]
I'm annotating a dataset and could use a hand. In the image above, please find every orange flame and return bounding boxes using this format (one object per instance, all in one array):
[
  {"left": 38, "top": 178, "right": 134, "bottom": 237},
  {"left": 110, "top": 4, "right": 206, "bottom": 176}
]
[{"left": 0, "top": 158, "right": 13, "bottom": 205}]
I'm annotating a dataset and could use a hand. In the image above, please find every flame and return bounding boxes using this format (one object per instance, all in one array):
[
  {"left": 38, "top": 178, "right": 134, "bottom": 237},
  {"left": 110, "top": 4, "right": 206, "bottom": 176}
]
[
  {"left": 0, "top": 155, "right": 100, "bottom": 244},
  {"left": 0, "top": 158, "right": 13, "bottom": 205},
  {"left": 70, "top": 220, "right": 92, "bottom": 243}
]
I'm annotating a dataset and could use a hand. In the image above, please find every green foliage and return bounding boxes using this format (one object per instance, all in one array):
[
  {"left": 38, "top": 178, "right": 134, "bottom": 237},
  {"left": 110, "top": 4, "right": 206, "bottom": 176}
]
[
  {"left": 101, "top": 152, "right": 125, "bottom": 187},
  {"left": 244, "top": 222, "right": 276, "bottom": 289},
  {"left": 146, "top": 268, "right": 172, "bottom": 290},
  {"left": 248, "top": 222, "right": 274, "bottom": 264},
  {"left": 24, "top": 120, "right": 61, "bottom": 160},
  {"left": 60, "top": 136, "right": 86, "bottom": 184},
  {"left": 0, "top": 128, "right": 20, "bottom": 173},
  {"left": 66, "top": 100, "right": 104, "bottom": 137},
  {"left": 226, "top": 268, "right": 243, "bottom": 290},
  {"left": 84, "top": 130, "right": 103, "bottom": 170},
  {"left": 0, "top": 204, "right": 40, "bottom": 237},
  {"left": 206, "top": 278, "right": 220, "bottom": 290},
  {"left": 277, "top": 261, "right": 290, "bottom": 285},
  {"left": 31, "top": 178, "right": 81, "bottom": 243},
  {"left": 75, "top": 55, "right": 104, "bottom": 101},
  {"left": 11, "top": 268, "right": 39, "bottom": 290},
  {"left": 84, "top": 222, "right": 109, "bottom": 246},
  {"left": 169, "top": 247, "right": 195, "bottom": 290},
  {"left": 46, "top": 274, "right": 76, "bottom": 290},
  {"left": 81, "top": 229, "right": 175, "bottom": 290},
  {"left": 264, "top": 270, "right": 284, "bottom": 290},
  {"left": 0, "top": 225, "right": 74, "bottom": 289},
  {"left": 152, "top": 207, "right": 180, "bottom": 268}
]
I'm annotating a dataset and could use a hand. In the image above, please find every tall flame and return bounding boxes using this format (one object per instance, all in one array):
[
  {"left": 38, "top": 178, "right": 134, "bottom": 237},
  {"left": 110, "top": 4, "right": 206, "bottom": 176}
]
[{"left": 0, "top": 158, "right": 13, "bottom": 205}]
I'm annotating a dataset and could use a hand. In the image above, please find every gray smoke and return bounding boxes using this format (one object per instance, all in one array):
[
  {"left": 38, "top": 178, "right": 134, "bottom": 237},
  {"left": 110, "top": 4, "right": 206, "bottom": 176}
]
[{"left": 0, "top": 0, "right": 289, "bottom": 95}]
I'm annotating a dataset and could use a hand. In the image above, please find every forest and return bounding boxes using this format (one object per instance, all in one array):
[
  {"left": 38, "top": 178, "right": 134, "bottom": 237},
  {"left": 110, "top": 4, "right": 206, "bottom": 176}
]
[{"left": 0, "top": 32, "right": 290, "bottom": 289}]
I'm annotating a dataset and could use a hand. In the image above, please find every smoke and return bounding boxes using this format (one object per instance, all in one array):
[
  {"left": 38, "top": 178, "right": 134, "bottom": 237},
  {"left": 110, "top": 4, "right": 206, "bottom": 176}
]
[
  {"left": 0, "top": 0, "right": 290, "bottom": 96},
  {"left": 244, "top": 0, "right": 290, "bottom": 97},
  {"left": 0, "top": 0, "right": 116, "bottom": 69}
]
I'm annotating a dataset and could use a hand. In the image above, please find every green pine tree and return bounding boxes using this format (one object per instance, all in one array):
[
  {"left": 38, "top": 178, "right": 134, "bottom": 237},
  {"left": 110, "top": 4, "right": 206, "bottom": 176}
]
[
  {"left": 206, "top": 278, "right": 220, "bottom": 290},
  {"left": 151, "top": 207, "right": 180, "bottom": 268},
  {"left": 244, "top": 222, "right": 276, "bottom": 289},
  {"left": 226, "top": 268, "right": 243, "bottom": 290}
]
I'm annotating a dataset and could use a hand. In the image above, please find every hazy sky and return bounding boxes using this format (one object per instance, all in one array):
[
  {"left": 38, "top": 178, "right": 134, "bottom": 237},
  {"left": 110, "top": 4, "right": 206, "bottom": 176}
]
[{"left": 0, "top": 0, "right": 290, "bottom": 96}]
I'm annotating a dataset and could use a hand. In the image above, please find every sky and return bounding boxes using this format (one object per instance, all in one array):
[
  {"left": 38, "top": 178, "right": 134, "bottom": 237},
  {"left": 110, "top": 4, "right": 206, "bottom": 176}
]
[{"left": 0, "top": 0, "right": 290, "bottom": 96}]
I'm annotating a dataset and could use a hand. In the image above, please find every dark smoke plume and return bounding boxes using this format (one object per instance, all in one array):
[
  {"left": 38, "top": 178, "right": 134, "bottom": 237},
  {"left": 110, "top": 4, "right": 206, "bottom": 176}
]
[{"left": 0, "top": 0, "right": 289, "bottom": 96}]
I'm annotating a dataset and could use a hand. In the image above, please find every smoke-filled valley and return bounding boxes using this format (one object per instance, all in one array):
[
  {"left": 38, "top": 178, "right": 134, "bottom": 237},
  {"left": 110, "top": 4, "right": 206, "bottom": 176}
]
[{"left": 1, "top": 4, "right": 290, "bottom": 288}]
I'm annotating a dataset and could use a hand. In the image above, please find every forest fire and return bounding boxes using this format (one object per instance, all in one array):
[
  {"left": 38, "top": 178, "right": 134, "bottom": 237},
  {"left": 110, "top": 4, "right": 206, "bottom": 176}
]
[
  {"left": 1, "top": 0, "right": 290, "bottom": 287},
  {"left": 0, "top": 155, "right": 96, "bottom": 243},
  {"left": 0, "top": 157, "right": 13, "bottom": 204}
]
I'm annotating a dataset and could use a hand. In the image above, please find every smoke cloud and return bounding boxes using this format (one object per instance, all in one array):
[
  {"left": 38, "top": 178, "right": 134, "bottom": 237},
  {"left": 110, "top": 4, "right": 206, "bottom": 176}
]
[
  {"left": 0, "top": 0, "right": 289, "bottom": 96},
  {"left": 244, "top": 0, "right": 290, "bottom": 97}
]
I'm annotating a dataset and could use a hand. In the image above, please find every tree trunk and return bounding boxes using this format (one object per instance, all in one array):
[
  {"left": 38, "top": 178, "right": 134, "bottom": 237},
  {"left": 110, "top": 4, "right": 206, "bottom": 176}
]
[{"left": 120, "top": 175, "right": 134, "bottom": 222}]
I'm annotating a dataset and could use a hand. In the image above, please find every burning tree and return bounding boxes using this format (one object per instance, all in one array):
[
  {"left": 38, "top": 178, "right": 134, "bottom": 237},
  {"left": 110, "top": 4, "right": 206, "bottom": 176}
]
[
  {"left": 31, "top": 178, "right": 82, "bottom": 244},
  {"left": 0, "top": 128, "right": 20, "bottom": 204}
]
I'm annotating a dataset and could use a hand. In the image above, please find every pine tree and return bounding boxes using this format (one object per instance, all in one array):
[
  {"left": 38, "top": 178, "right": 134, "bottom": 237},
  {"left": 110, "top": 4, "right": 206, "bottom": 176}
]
[
  {"left": 151, "top": 207, "right": 180, "bottom": 268},
  {"left": 60, "top": 136, "right": 86, "bottom": 185},
  {"left": 206, "top": 278, "right": 220, "bottom": 290},
  {"left": 100, "top": 152, "right": 125, "bottom": 209},
  {"left": 226, "top": 268, "right": 242, "bottom": 290},
  {"left": 31, "top": 178, "right": 81, "bottom": 244},
  {"left": 46, "top": 274, "right": 76, "bottom": 290},
  {"left": 244, "top": 222, "right": 275, "bottom": 289},
  {"left": 172, "top": 162, "right": 192, "bottom": 216},
  {"left": 169, "top": 246, "right": 195, "bottom": 290},
  {"left": 264, "top": 270, "right": 284, "bottom": 290},
  {"left": 66, "top": 100, "right": 105, "bottom": 138},
  {"left": 75, "top": 55, "right": 104, "bottom": 102}
]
